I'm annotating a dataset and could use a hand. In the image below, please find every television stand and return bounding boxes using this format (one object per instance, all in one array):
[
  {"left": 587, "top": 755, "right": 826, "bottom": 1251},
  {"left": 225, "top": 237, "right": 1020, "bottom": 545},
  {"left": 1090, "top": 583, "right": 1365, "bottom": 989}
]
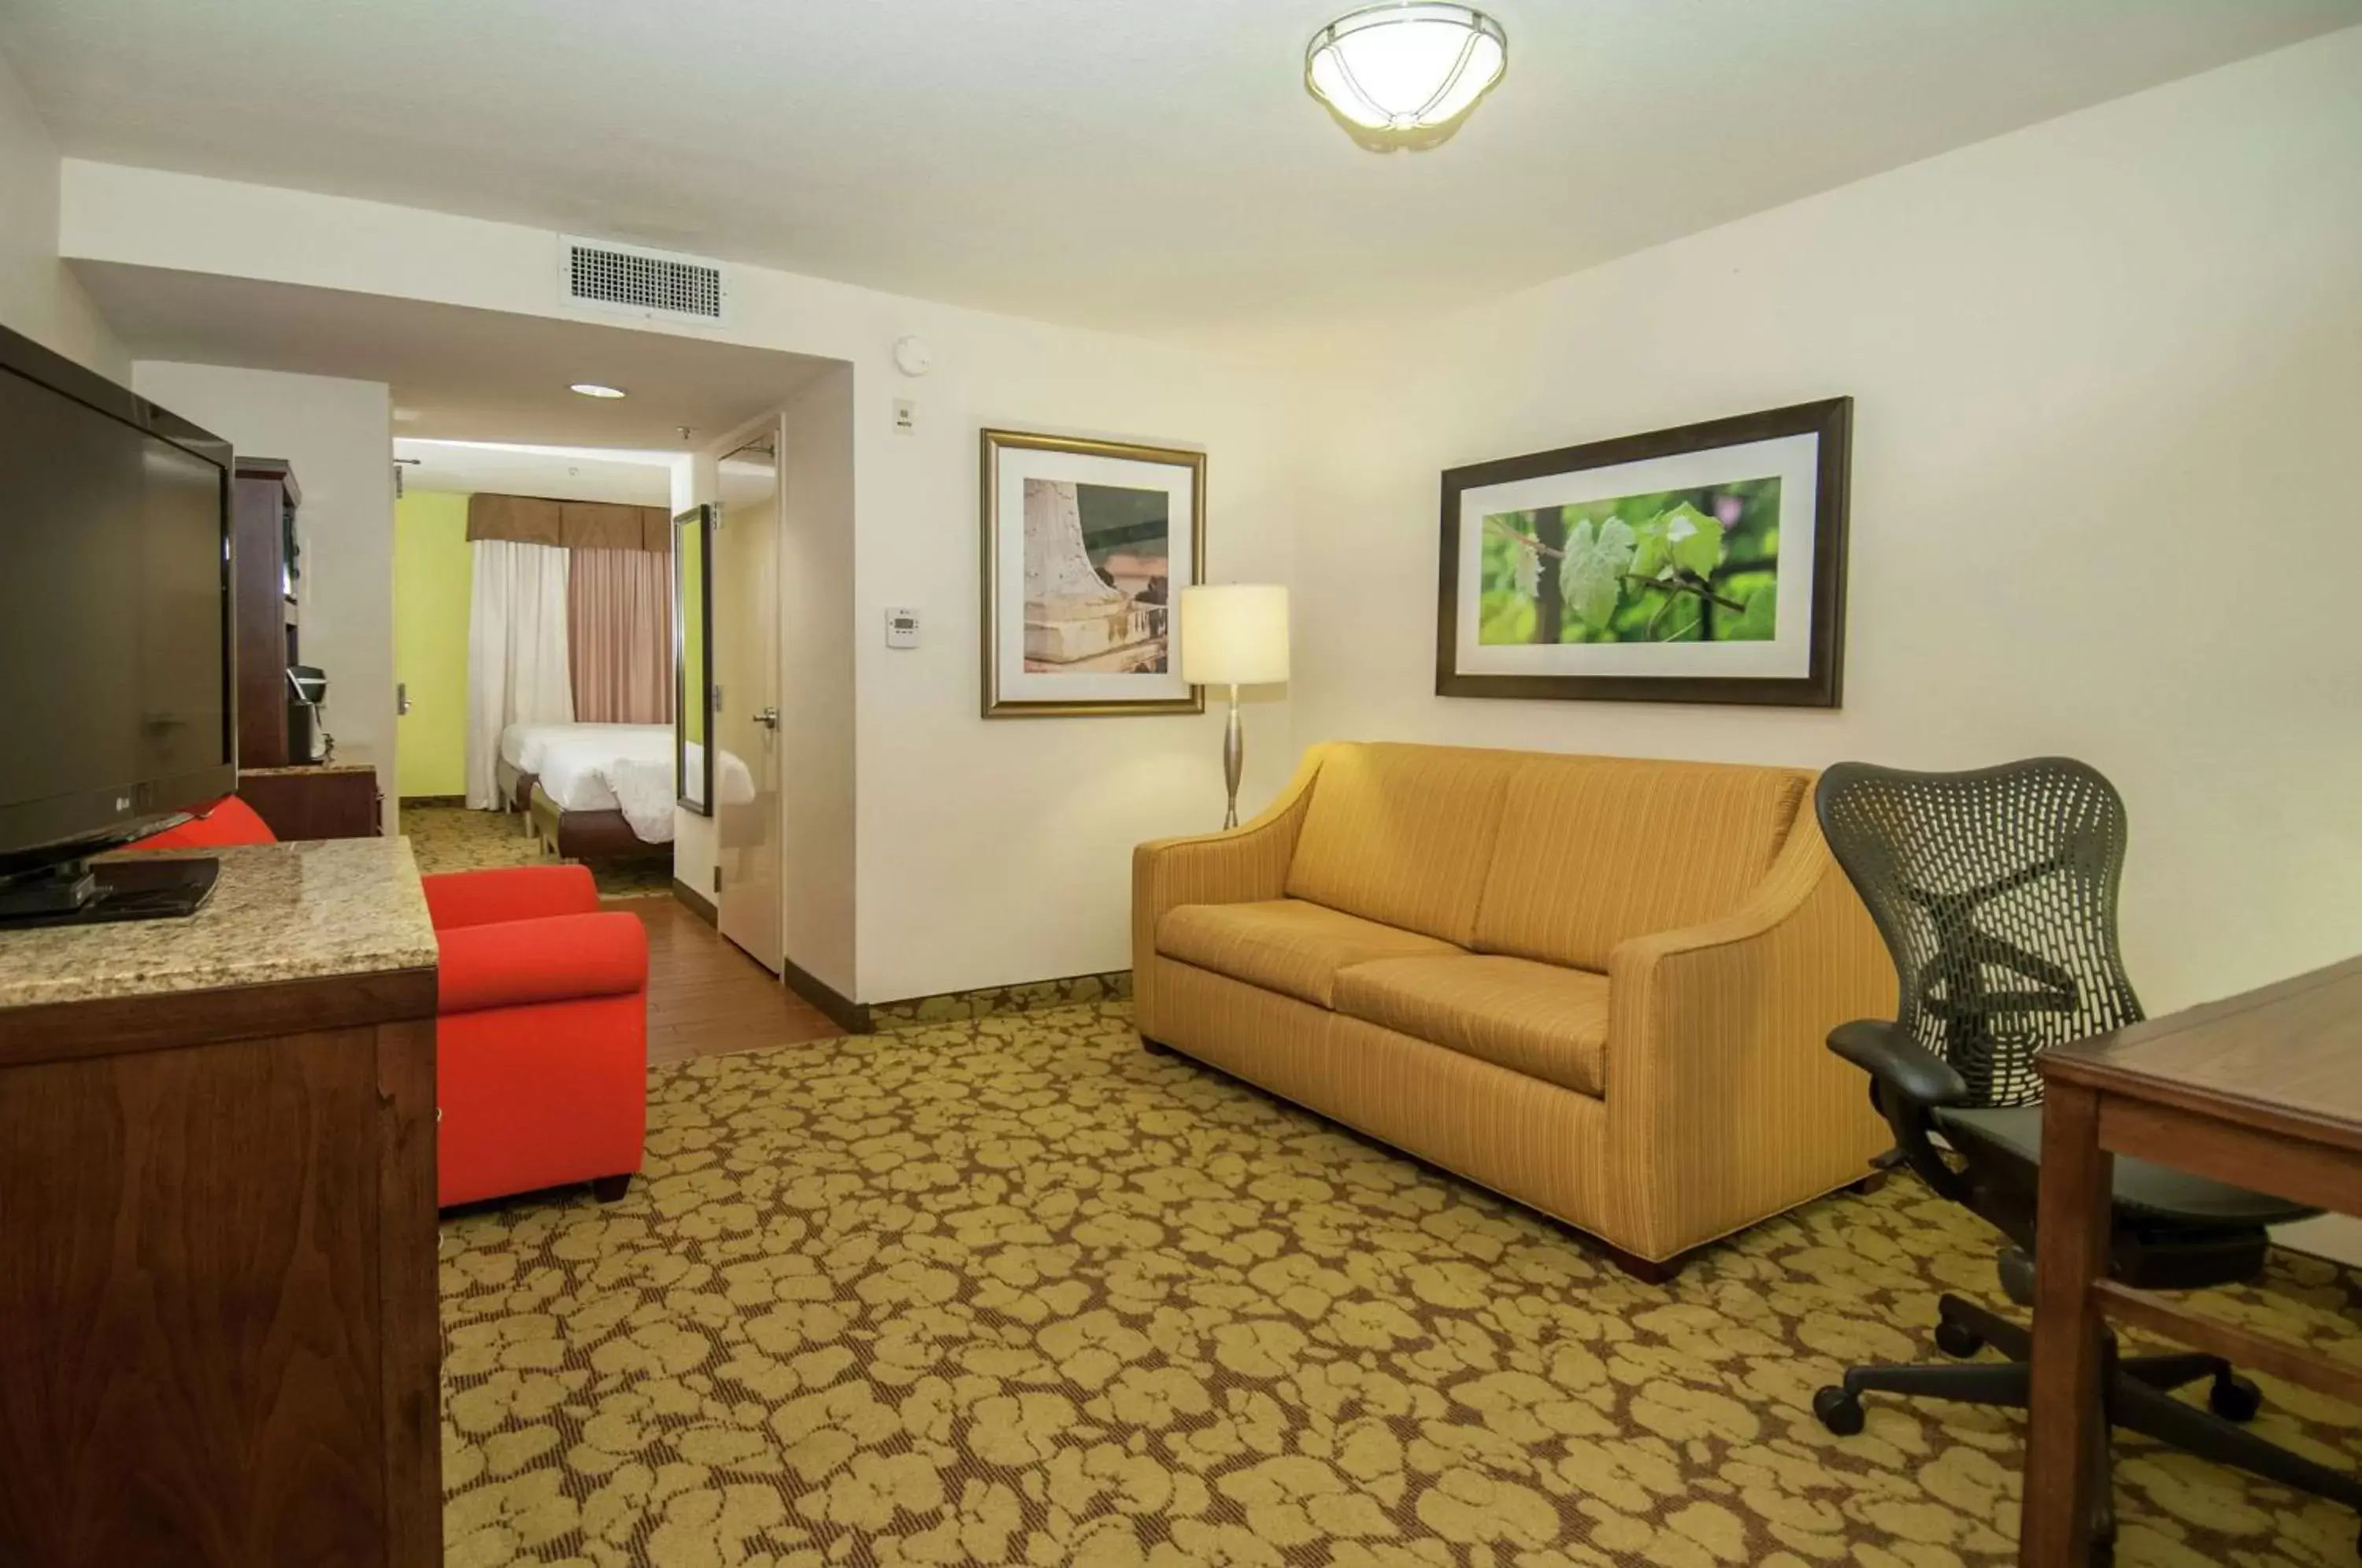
[{"left": 0, "top": 855, "right": 219, "bottom": 929}]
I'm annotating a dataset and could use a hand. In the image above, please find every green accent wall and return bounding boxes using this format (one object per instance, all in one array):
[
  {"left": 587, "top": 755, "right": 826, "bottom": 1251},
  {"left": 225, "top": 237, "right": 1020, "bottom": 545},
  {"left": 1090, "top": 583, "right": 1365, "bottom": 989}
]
[{"left": 394, "top": 490, "right": 472, "bottom": 798}]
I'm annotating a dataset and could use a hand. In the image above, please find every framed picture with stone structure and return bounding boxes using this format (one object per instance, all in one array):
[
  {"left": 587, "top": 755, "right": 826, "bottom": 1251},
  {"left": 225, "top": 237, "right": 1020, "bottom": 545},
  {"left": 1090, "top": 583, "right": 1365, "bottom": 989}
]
[{"left": 980, "top": 428, "right": 1205, "bottom": 717}]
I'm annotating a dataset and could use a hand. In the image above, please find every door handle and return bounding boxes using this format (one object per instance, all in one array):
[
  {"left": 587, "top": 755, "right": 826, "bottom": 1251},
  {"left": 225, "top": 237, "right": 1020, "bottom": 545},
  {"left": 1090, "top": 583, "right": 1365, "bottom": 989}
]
[{"left": 752, "top": 707, "right": 779, "bottom": 728}]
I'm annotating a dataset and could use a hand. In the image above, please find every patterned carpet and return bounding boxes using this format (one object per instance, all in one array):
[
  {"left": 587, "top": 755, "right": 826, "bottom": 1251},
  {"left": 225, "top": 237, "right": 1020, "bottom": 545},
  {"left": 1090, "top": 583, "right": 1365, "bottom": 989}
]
[
  {"left": 405, "top": 803, "right": 672, "bottom": 897},
  {"left": 438, "top": 1002, "right": 2362, "bottom": 1568}
]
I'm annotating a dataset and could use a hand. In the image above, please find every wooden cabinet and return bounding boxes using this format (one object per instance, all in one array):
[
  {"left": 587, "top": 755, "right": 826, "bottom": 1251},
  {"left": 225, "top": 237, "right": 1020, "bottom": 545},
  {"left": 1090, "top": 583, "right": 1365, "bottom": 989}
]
[
  {"left": 0, "top": 841, "right": 442, "bottom": 1568},
  {"left": 239, "top": 764, "right": 384, "bottom": 839},
  {"left": 232, "top": 459, "right": 302, "bottom": 770}
]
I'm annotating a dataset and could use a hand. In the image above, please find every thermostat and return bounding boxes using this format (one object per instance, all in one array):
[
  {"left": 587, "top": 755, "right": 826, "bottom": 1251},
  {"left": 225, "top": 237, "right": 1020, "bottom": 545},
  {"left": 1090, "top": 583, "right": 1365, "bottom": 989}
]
[{"left": 885, "top": 607, "right": 921, "bottom": 649}]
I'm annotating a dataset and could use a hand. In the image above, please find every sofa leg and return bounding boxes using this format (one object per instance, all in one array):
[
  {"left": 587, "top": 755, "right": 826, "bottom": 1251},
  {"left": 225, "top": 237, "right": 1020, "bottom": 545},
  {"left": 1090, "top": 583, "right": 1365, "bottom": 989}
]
[
  {"left": 1556, "top": 1219, "right": 1685, "bottom": 1285},
  {"left": 1599, "top": 1244, "right": 1686, "bottom": 1286},
  {"left": 590, "top": 1174, "right": 634, "bottom": 1203},
  {"left": 1847, "top": 1171, "right": 1890, "bottom": 1197}
]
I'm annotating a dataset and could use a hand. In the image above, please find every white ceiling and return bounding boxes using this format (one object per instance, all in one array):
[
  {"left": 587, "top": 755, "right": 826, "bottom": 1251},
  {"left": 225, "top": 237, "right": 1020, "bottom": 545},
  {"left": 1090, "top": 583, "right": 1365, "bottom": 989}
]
[
  {"left": 395, "top": 440, "right": 675, "bottom": 506},
  {"left": 74, "top": 263, "right": 829, "bottom": 447},
  {"left": 7, "top": 2, "right": 2357, "bottom": 337}
]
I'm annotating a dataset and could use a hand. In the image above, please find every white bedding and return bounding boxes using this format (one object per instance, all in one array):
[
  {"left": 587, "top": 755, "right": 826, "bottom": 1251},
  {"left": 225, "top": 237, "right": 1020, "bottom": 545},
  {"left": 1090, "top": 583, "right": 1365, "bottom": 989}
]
[
  {"left": 530, "top": 729, "right": 757, "bottom": 845},
  {"left": 499, "top": 722, "right": 665, "bottom": 777}
]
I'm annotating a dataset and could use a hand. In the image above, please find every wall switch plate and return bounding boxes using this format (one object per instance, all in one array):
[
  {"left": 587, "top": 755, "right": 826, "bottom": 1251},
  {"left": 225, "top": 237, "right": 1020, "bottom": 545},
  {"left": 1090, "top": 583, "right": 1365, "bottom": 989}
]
[
  {"left": 892, "top": 398, "right": 916, "bottom": 433},
  {"left": 885, "top": 607, "right": 921, "bottom": 649}
]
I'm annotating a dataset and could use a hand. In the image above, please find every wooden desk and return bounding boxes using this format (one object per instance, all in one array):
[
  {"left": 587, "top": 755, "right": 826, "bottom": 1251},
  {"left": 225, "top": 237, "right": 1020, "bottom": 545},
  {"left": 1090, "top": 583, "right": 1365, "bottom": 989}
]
[
  {"left": 0, "top": 840, "right": 442, "bottom": 1568},
  {"left": 239, "top": 762, "right": 385, "bottom": 838},
  {"left": 2022, "top": 956, "right": 2362, "bottom": 1566}
]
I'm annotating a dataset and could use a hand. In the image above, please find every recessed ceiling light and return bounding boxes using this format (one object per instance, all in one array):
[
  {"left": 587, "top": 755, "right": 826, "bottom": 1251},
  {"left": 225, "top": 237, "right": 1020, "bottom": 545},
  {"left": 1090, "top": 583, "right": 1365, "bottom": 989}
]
[
  {"left": 570, "top": 383, "right": 628, "bottom": 399},
  {"left": 1306, "top": 3, "right": 1507, "bottom": 152}
]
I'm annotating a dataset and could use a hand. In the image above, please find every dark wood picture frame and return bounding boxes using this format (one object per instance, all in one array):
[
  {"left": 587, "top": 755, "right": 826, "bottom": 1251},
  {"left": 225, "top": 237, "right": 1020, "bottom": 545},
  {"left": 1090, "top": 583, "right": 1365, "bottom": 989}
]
[
  {"left": 673, "top": 503, "right": 716, "bottom": 814},
  {"left": 1437, "top": 397, "right": 1853, "bottom": 708}
]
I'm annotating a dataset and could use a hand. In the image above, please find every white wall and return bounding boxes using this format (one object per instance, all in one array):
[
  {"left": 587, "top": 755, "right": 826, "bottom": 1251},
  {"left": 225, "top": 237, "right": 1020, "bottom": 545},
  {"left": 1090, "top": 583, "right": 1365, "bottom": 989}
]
[
  {"left": 777, "top": 367, "right": 858, "bottom": 1000},
  {"left": 0, "top": 46, "right": 118, "bottom": 374},
  {"left": 131, "top": 363, "right": 398, "bottom": 828},
  {"left": 65, "top": 165, "right": 1299, "bottom": 1002},
  {"left": 850, "top": 323, "right": 1299, "bottom": 1001},
  {"left": 1290, "top": 28, "right": 2362, "bottom": 1019}
]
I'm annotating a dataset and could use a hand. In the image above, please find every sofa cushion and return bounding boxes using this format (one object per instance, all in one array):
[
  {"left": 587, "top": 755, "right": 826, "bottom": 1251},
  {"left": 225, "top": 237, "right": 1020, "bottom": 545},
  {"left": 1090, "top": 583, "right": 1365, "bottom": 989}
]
[
  {"left": 1157, "top": 899, "right": 1461, "bottom": 1008},
  {"left": 1474, "top": 755, "right": 1810, "bottom": 972},
  {"left": 1334, "top": 955, "right": 1612, "bottom": 1098},
  {"left": 1283, "top": 743, "right": 1518, "bottom": 945}
]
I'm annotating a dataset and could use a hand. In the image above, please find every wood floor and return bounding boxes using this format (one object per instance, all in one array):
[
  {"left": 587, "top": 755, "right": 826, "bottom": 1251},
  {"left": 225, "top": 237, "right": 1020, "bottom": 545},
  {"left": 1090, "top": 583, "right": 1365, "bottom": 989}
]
[{"left": 623, "top": 896, "right": 846, "bottom": 1064}]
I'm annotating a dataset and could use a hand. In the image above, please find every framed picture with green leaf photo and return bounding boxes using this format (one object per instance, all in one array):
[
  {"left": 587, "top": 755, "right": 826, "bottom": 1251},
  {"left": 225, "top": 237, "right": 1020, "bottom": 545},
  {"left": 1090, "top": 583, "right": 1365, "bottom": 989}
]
[{"left": 1437, "top": 398, "right": 1852, "bottom": 707}]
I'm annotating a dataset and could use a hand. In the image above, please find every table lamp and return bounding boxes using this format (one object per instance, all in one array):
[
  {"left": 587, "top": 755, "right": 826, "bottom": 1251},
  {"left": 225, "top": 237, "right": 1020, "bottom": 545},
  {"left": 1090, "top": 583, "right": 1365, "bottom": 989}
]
[{"left": 1179, "top": 584, "right": 1290, "bottom": 828}]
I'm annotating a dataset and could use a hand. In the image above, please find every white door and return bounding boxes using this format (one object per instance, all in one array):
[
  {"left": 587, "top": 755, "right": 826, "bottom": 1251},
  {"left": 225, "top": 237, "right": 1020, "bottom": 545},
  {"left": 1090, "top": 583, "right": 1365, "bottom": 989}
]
[{"left": 713, "top": 433, "right": 783, "bottom": 971}]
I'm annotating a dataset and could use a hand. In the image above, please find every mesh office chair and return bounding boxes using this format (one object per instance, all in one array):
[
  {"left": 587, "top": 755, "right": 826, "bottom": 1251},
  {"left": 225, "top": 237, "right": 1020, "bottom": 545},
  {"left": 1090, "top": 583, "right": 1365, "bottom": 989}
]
[{"left": 1812, "top": 758, "right": 2362, "bottom": 1559}]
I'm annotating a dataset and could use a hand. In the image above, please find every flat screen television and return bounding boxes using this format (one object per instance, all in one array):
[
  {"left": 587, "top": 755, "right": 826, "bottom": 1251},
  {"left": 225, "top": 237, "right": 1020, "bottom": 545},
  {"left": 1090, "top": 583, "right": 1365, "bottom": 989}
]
[{"left": 0, "top": 322, "right": 235, "bottom": 924}]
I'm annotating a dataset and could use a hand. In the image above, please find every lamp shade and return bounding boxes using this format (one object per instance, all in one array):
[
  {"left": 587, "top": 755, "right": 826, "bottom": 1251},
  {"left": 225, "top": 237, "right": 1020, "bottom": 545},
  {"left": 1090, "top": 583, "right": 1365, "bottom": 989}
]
[
  {"left": 1306, "top": 3, "right": 1507, "bottom": 150},
  {"left": 1180, "top": 585, "right": 1290, "bottom": 686}
]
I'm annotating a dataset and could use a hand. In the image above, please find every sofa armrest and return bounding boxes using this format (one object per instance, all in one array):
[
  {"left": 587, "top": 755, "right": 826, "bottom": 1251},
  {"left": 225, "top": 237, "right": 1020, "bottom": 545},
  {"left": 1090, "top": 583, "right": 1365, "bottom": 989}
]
[
  {"left": 423, "top": 864, "right": 600, "bottom": 930},
  {"left": 1601, "top": 812, "right": 1897, "bottom": 1259},
  {"left": 437, "top": 911, "right": 648, "bottom": 1015},
  {"left": 1131, "top": 747, "right": 1325, "bottom": 1039}
]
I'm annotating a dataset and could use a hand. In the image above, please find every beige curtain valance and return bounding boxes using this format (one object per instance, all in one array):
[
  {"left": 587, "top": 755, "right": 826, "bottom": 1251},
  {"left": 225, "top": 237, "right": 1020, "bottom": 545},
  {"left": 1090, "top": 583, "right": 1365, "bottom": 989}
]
[{"left": 467, "top": 494, "right": 672, "bottom": 553}]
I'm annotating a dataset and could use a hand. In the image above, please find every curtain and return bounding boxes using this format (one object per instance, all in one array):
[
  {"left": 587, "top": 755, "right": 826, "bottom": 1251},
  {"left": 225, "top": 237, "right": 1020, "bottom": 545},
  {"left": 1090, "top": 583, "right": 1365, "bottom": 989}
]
[
  {"left": 468, "top": 494, "right": 672, "bottom": 551},
  {"left": 465, "top": 539, "right": 575, "bottom": 809},
  {"left": 568, "top": 547, "right": 675, "bottom": 724}
]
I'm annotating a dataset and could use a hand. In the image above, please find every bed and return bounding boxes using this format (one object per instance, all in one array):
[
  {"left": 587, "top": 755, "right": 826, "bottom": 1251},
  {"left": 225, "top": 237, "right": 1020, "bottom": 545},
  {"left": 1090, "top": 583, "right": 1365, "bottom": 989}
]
[
  {"left": 498, "top": 722, "right": 753, "bottom": 860},
  {"left": 496, "top": 723, "right": 660, "bottom": 818}
]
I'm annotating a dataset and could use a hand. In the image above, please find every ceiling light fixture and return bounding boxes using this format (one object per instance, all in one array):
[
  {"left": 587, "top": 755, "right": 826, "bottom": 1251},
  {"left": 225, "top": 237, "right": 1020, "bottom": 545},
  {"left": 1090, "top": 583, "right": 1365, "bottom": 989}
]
[
  {"left": 1305, "top": 2, "right": 1507, "bottom": 153},
  {"left": 570, "top": 383, "right": 628, "bottom": 399}
]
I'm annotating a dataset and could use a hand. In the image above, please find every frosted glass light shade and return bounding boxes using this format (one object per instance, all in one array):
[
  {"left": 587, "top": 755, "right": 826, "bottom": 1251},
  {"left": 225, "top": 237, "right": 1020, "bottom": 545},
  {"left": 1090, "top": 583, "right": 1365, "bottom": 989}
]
[
  {"left": 1180, "top": 585, "right": 1290, "bottom": 686},
  {"left": 1306, "top": 3, "right": 1506, "bottom": 150}
]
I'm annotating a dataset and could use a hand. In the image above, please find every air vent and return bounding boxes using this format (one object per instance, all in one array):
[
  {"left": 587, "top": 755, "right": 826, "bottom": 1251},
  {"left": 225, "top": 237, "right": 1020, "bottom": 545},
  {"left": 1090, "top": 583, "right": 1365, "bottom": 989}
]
[{"left": 560, "top": 236, "right": 728, "bottom": 324}]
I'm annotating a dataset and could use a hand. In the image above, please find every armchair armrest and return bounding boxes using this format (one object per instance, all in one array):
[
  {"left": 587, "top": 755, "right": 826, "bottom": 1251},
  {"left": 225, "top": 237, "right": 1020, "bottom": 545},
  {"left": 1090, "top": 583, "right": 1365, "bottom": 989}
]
[
  {"left": 1828, "top": 1019, "right": 1968, "bottom": 1108},
  {"left": 1601, "top": 812, "right": 1898, "bottom": 1259},
  {"left": 1824, "top": 1018, "right": 1978, "bottom": 1204},
  {"left": 436, "top": 911, "right": 648, "bottom": 1015},
  {"left": 1131, "top": 746, "right": 1326, "bottom": 1039},
  {"left": 423, "top": 864, "right": 600, "bottom": 930}
]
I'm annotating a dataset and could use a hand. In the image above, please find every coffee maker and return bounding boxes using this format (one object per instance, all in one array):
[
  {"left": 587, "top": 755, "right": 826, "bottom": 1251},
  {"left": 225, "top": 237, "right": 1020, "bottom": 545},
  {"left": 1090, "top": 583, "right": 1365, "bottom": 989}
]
[{"left": 286, "top": 665, "right": 330, "bottom": 764}]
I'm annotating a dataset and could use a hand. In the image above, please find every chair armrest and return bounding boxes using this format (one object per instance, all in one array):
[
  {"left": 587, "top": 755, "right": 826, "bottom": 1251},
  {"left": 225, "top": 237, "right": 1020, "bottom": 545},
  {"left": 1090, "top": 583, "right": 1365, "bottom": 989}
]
[
  {"left": 436, "top": 912, "right": 647, "bottom": 1015},
  {"left": 117, "top": 794, "right": 278, "bottom": 851},
  {"left": 1131, "top": 747, "right": 1325, "bottom": 1038},
  {"left": 422, "top": 864, "right": 600, "bottom": 930},
  {"left": 1601, "top": 812, "right": 1898, "bottom": 1259},
  {"left": 1828, "top": 1019, "right": 1969, "bottom": 1108}
]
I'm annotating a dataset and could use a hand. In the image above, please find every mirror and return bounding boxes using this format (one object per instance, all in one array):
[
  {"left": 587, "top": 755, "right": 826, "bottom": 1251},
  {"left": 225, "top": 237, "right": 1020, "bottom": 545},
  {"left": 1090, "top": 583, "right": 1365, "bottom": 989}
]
[{"left": 674, "top": 503, "right": 714, "bottom": 814}]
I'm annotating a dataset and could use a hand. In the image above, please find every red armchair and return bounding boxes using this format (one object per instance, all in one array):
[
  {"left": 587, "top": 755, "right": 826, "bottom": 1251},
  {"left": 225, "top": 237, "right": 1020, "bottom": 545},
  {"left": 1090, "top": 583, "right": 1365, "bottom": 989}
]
[
  {"left": 423, "top": 864, "right": 648, "bottom": 1207},
  {"left": 124, "top": 795, "right": 277, "bottom": 850}
]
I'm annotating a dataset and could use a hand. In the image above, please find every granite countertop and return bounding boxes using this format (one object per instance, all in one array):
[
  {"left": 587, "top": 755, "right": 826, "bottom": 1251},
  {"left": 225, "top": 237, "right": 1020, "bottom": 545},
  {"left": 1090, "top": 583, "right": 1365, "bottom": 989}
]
[
  {"left": 238, "top": 764, "right": 377, "bottom": 777},
  {"left": 0, "top": 838, "right": 438, "bottom": 1010}
]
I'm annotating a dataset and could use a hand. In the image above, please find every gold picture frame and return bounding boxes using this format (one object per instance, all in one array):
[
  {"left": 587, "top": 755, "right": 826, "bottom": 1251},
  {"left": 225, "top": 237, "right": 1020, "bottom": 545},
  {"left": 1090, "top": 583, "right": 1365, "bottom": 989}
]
[{"left": 979, "top": 427, "right": 1207, "bottom": 718}]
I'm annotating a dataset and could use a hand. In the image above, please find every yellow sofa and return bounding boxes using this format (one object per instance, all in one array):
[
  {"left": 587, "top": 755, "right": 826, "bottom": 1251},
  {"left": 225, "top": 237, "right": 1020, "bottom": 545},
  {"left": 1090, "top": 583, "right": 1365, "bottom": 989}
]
[{"left": 1132, "top": 741, "right": 1896, "bottom": 1278}]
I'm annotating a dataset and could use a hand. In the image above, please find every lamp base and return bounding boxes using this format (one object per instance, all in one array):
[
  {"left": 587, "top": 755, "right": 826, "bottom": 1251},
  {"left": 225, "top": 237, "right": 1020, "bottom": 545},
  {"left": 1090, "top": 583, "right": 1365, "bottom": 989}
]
[{"left": 1222, "top": 685, "right": 1243, "bottom": 830}]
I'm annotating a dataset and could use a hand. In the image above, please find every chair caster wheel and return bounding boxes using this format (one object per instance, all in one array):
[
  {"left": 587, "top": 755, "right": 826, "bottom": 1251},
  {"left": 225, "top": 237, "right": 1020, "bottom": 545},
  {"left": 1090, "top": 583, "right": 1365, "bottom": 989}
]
[
  {"left": 1812, "top": 1385, "right": 1865, "bottom": 1437},
  {"left": 1934, "top": 1318, "right": 1984, "bottom": 1359},
  {"left": 2208, "top": 1373, "right": 2262, "bottom": 1423}
]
